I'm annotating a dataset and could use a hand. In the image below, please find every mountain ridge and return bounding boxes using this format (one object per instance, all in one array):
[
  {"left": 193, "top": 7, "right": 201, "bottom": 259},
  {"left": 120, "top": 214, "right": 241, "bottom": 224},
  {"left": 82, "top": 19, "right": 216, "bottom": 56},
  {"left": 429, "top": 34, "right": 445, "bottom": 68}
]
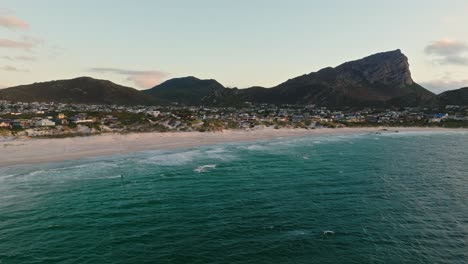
[
  {"left": 1, "top": 50, "right": 467, "bottom": 107},
  {"left": 204, "top": 50, "right": 436, "bottom": 107},
  {"left": 0, "top": 77, "right": 156, "bottom": 105},
  {"left": 437, "top": 87, "right": 468, "bottom": 106}
]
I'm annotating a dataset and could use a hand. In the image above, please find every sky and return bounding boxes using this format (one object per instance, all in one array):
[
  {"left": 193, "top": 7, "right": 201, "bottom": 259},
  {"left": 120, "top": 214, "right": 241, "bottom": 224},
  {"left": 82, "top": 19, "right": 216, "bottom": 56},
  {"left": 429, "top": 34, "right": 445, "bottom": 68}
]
[{"left": 1, "top": 0, "right": 468, "bottom": 94}]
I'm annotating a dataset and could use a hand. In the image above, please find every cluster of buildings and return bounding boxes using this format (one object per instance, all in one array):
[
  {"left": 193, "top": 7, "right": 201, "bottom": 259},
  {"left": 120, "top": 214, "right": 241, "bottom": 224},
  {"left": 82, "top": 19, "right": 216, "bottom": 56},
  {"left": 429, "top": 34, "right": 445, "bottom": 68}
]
[{"left": 1, "top": 100, "right": 467, "bottom": 136}]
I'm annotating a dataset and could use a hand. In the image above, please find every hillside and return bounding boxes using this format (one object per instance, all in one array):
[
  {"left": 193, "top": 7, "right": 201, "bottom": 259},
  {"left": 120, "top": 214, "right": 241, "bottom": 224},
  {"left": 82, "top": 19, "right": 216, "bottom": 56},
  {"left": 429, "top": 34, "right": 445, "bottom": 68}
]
[
  {"left": 144, "top": 76, "right": 225, "bottom": 105},
  {"left": 437, "top": 87, "right": 468, "bottom": 106},
  {"left": 0, "top": 77, "right": 156, "bottom": 105}
]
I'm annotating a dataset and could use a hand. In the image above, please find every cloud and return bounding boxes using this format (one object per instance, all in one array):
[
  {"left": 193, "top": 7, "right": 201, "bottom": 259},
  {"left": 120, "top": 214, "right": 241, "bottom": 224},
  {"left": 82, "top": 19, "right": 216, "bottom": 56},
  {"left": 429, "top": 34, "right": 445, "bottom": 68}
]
[
  {"left": 1, "top": 55, "right": 37, "bottom": 61},
  {"left": 89, "top": 68, "right": 169, "bottom": 88},
  {"left": 0, "top": 37, "right": 40, "bottom": 51},
  {"left": 1, "top": 65, "right": 29, "bottom": 73},
  {"left": 421, "top": 73, "right": 468, "bottom": 94},
  {"left": 0, "top": 15, "right": 29, "bottom": 30},
  {"left": 425, "top": 39, "right": 468, "bottom": 55},
  {"left": 425, "top": 39, "right": 468, "bottom": 66}
]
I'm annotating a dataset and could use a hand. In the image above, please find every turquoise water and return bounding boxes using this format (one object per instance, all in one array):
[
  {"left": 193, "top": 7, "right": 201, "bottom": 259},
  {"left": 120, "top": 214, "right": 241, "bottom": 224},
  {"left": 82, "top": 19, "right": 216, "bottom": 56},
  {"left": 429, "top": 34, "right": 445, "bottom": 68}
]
[{"left": 1, "top": 131, "right": 467, "bottom": 264}]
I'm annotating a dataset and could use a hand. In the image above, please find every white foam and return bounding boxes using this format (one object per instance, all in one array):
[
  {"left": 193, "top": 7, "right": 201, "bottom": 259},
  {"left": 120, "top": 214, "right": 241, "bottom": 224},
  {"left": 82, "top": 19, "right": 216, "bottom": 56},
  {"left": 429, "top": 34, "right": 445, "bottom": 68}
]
[
  {"left": 81, "top": 175, "right": 123, "bottom": 180},
  {"left": 240, "top": 144, "right": 267, "bottom": 151},
  {"left": 379, "top": 130, "right": 468, "bottom": 138},
  {"left": 22, "top": 170, "right": 46, "bottom": 177},
  {"left": 104, "top": 175, "right": 123, "bottom": 179},
  {"left": 205, "top": 147, "right": 227, "bottom": 154},
  {"left": 194, "top": 164, "right": 217, "bottom": 173},
  {"left": 141, "top": 146, "right": 237, "bottom": 166},
  {"left": 142, "top": 149, "right": 202, "bottom": 166},
  {"left": 285, "top": 229, "right": 311, "bottom": 237},
  {"left": 0, "top": 173, "right": 21, "bottom": 183}
]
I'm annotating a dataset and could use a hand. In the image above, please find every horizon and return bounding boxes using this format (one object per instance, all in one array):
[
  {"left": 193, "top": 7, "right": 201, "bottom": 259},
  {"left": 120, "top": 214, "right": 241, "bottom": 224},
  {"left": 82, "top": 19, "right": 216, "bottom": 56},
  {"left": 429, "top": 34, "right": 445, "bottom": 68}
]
[{"left": 1, "top": 1, "right": 468, "bottom": 93}]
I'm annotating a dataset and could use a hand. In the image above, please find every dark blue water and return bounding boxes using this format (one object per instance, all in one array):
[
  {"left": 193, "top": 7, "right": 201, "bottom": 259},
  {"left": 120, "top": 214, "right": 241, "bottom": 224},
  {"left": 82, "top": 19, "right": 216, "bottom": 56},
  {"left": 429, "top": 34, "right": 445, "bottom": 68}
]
[{"left": 1, "top": 131, "right": 467, "bottom": 263}]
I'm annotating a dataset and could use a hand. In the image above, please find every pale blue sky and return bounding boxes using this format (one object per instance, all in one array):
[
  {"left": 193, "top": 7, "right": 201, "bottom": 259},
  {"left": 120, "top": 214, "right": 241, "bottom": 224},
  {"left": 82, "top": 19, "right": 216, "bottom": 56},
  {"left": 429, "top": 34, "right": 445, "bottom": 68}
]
[{"left": 1, "top": 0, "right": 468, "bottom": 93}]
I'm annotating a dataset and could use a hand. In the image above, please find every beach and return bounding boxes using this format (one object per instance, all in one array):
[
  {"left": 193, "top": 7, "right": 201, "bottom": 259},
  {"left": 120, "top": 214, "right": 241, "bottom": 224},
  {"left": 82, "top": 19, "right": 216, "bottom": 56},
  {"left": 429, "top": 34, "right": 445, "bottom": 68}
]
[{"left": 1, "top": 127, "right": 465, "bottom": 167}]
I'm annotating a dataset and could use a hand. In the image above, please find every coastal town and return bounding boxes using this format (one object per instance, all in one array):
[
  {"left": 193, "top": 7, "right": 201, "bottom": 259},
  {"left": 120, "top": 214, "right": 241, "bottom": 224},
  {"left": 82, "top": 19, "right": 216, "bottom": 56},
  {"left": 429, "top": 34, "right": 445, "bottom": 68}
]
[{"left": 0, "top": 100, "right": 467, "bottom": 139}]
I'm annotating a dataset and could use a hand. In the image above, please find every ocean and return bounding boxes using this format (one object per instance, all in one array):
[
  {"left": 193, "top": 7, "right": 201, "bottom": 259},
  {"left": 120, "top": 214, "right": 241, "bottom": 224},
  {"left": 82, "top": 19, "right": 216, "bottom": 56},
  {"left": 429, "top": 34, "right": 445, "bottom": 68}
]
[{"left": 1, "top": 131, "right": 467, "bottom": 264}]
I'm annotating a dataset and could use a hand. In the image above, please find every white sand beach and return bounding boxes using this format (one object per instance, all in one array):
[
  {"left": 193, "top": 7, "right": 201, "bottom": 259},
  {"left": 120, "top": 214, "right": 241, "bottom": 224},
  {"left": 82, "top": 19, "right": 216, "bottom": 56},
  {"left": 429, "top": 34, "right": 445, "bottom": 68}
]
[{"left": 1, "top": 127, "right": 466, "bottom": 167}]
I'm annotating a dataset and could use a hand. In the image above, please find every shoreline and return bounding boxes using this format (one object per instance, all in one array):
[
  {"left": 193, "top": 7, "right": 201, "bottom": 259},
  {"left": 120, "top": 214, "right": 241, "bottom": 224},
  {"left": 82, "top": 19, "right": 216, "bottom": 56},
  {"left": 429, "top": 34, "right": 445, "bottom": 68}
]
[{"left": 1, "top": 127, "right": 467, "bottom": 167}]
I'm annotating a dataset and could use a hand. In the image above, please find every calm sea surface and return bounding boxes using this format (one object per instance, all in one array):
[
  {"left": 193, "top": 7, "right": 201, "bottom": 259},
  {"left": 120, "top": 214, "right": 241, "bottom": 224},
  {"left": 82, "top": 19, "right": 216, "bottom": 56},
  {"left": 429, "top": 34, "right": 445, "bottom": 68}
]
[{"left": 1, "top": 131, "right": 467, "bottom": 263}]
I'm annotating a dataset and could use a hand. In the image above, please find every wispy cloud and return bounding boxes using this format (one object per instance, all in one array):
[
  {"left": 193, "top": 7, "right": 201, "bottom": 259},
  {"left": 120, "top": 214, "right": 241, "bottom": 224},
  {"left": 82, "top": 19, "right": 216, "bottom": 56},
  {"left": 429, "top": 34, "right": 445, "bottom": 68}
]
[
  {"left": 1, "top": 55, "right": 37, "bottom": 61},
  {"left": 0, "top": 36, "right": 40, "bottom": 51},
  {"left": 424, "top": 39, "right": 468, "bottom": 66},
  {"left": 0, "top": 15, "right": 29, "bottom": 30},
  {"left": 89, "top": 68, "right": 169, "bottom": 88},
  {"left": 1, "top": 65, "right": 29, "bottom": 73}
]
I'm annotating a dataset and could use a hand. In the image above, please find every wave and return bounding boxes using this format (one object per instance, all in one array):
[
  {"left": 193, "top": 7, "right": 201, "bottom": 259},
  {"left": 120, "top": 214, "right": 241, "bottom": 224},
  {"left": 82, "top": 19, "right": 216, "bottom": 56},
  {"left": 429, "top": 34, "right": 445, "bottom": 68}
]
[
  {"left": 81, "top": 174, "right": 123, "bottom": 180},
  {"left": 140, "top": 149, "right": 203, "bottom": 166},
  {"left": 194, "top": 164, "right": 217, "bottom": 173},
  {"left": 140, "top": 146, "right": 236, "bottom": 166},
  {"left": 242, "top": 144, "right": 268, "bottom": 151},
  {"left": 0, "top": 160, "right": 124, "bottom": 185},
  {"left": 378, "top": 130, "right": 468, "bottom": 138}
]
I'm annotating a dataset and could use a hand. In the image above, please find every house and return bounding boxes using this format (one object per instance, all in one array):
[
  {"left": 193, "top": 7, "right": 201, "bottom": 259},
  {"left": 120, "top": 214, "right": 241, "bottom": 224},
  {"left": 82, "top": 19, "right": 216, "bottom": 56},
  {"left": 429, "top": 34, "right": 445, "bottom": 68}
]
[
  {"left": 54, "top": 118, "right": 69, "bottom": 125},
  {"left": 292, "top": 115, "right": 305, "bottom": 122},
  {"left": 11, "top": 119, "right": 32, "bottom": 129},
  {"left": 365, "top": 115, "right": 379, "bottom": 123},
  {"left": 70, "top": 114, "right": 94, "bottom": 124},
  {"left": 33, "top": 119, "right": 56, "bottom": 127},
  {"left": 434, "top": 113, "right": 448, "bottom": 119},
  {"left": 148, "top": 111, "right": 160, "bottom": 118},
  {"left": 71, "top": 118, "right": 95, "bottom": 124},
  {"left": 101, "top": 115, "right": 118, "bottom": 123},
  {"left": 0, "top": 120, "right": 10, "bottom": 128}
]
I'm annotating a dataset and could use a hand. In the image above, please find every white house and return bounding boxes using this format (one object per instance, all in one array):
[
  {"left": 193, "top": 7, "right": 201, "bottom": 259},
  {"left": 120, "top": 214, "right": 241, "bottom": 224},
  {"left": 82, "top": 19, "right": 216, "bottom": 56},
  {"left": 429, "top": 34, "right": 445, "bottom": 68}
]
[
  {"left": 148, "top": 111, "right": 160, "bottom": 117},
  {"left": 33, "top": 119, "right": 56, "bottom": 127}
]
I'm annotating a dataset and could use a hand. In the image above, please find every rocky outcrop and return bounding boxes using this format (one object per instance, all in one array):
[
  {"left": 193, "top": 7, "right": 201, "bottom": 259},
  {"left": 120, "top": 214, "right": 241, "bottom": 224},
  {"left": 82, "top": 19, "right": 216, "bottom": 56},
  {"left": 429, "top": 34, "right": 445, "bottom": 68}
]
[
  {"left": 204, "top": 50, "right": 435, "bottom": 107},
  {"left": 336, "top": 49, "right": 413, "bottom": 88}
]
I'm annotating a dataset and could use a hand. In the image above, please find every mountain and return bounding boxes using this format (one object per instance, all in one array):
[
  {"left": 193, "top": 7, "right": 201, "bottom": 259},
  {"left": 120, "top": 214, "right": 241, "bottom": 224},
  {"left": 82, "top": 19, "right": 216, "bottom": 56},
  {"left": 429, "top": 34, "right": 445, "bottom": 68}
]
[
  {"left": 204, "top": 50, "right": 436, "bottom": 107},
  {"left": 0, "top": 77, "right": 156, "bottom": 105},
  {"left": 437, "top": 87, "right": 468, "bottom": 106},
  {"left": 144, "top": 76, "right": 225, "bottom": 105},
  {"left": 0, "top": 50, "right": 444, "bottom": 107}
]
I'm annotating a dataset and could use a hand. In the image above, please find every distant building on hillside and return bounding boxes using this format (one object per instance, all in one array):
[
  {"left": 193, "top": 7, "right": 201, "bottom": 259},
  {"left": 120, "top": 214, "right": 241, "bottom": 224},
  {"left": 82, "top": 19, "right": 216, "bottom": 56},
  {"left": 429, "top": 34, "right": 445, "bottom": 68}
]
[
  {"left": 33, "top": 119, "right": 56, "bottom": 127},
  {"left": 0, "top": 120, "right": 11, "bottom": 128},
  {"left": 11, "top": 119, "right": 32, "bottom": 129},
  {"left": 70, "top": 113, "right": 95, "bottom": 124}
]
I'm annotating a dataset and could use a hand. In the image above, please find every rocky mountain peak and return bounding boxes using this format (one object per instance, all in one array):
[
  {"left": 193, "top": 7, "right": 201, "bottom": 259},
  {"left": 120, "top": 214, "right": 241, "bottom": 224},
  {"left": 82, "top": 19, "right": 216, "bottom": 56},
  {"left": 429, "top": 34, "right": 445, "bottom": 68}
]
[{"left": 336, "top": 49, "right": 414, "bottom": 88}]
